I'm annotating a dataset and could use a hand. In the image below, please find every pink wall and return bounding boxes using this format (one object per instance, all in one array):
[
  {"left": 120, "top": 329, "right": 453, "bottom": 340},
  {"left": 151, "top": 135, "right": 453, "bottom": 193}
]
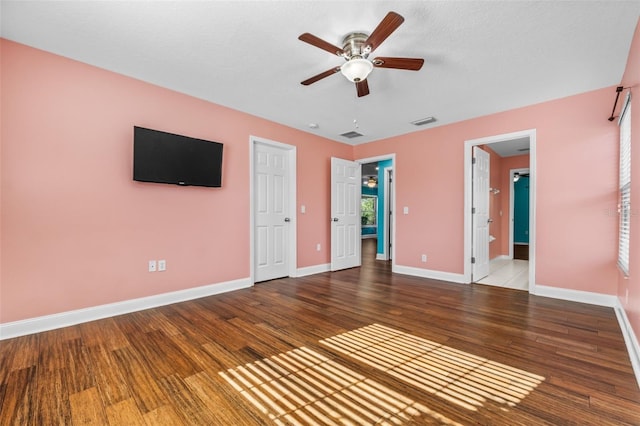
[
  {"left": 355, "top": 87, "right": 619, "bottom": 294},
  {"left": 0, "top": 40, "right": 351, "bottom": 323},
  {"left": 619, "top": 20, "right": 640, "bottom": 349}
]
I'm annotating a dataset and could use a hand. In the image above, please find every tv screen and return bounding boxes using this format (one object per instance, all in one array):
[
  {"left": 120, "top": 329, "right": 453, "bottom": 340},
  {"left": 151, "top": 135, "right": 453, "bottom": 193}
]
[{"left": 133, "top": 126, "right": 223, "bottom": 188}]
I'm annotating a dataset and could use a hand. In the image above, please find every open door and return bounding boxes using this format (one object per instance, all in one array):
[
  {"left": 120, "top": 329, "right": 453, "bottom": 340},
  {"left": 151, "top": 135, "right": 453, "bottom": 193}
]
[
  {"left": 331, "top": 157, "right": 361, "bottom": 271},
  {"left": 472, "top": 146, "right": 490, "bottom": 281}
]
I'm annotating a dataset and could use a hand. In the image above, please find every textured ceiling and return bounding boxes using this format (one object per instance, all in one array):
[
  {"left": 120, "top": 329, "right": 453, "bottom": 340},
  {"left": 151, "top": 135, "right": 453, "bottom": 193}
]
[{"left": 2, "top": 1, "right": 639, "bottom": 145}]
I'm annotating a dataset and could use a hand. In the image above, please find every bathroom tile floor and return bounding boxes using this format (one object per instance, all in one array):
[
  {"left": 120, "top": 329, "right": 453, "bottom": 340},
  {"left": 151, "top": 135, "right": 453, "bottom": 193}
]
[{"left": 476, "top": 258, "right": 529, "bottom": 291}]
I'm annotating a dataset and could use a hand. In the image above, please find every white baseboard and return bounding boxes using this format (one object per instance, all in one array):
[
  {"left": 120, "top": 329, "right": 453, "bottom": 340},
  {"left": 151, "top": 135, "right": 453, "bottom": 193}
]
[
  {"left": 376, "top": 254, "right": 388, "bottom": 261},
  {"left": 614, "top": 299, "right": 640, "bottom": 389},
  {"left": 0, "top": 277, "right": 252, "bottom": 340},
  {"left": 533, "top": 285, "right": 618, "bottom": 307},
  {"left": 361, "top": 235, "right": 377, "bottom": 240},
  {"left": 393, "top": 264, "right": 467, "bottom": 284},
  {"left": 491, "top": 255, "right": 511, "bottom": 261},
  {"left": 297, "top": 263, "right": 330, "bottom": 277}
]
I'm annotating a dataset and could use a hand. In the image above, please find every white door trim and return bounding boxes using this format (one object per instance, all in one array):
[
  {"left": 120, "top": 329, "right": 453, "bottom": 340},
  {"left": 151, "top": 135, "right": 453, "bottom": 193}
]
[
  {"left": 463, "top": 130, "right": 536, "bottom": 293},
  {"left": 250, "top": 136, "right": 297, "bottom": 283},
  {"left": 509, "top": 167, "right": 530, "bottom": 259},
  {"left": 382, "top": 167, "right": 393, "bottom": 261},
  {"left": 356, "top": 154, "right": 396, "bottom": 270}
]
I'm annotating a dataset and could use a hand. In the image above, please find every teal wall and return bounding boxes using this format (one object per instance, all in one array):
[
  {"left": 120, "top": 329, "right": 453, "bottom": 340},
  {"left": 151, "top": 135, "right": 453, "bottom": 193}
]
[
  {"left": 514, "top": 176, "right": 530, "bottom": 244},
  {"left": 376, "top": 159, "right": 393, "bottom": 254}
]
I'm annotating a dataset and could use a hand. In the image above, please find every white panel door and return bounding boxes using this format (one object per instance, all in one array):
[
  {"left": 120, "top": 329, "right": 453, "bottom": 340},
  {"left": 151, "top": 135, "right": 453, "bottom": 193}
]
[
  {"left": 472, "top": 146, "right": 490, "bottom": 281},
  {"left": 255, "top": 143, "right": 291, "bottom": 282},
  {"left": 331, "top": 157, "right": 361, "bottom": 271}
]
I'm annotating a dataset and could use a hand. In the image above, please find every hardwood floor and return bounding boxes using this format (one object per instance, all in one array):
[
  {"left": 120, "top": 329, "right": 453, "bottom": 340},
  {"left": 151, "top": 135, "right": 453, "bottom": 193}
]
[{"left": 1, "top": 239, "right": 639, "bottom": 425}]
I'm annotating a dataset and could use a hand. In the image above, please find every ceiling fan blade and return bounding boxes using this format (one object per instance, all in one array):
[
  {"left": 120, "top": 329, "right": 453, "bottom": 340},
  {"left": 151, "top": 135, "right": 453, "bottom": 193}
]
[
  {"left": 298, "top": 33, "right": 345, "bottom": 56},
  {"left": 301, "top": 67, "right": 341, "bottom": 85},
  {"left": 365, "top": 12, "right": 405, "bottom": 52},
  {"left": 372, "top": 57, "right": 424, "bottom": 70},
  {"left": 356, "top": 79, "right": 370, "bottom": 97}
]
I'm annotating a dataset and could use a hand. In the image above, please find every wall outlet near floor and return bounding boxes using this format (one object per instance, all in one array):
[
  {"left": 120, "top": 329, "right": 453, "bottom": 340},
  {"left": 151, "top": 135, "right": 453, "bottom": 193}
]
[
  {"left": 158, "top": 260, "right": 166, "bottom": 272},
  {"left": 148, "top": 260, "right": 157, "bottom": 272},
  {"left": 316, "top": 243, "right": 321, "bottom": 251},
  {"left": 421, "top": 254, "right": 427, "bottom": 263}
]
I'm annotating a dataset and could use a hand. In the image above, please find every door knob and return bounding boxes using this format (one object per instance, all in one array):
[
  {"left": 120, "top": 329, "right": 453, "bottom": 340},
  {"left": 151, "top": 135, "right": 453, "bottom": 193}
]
[
  {"left": 333, "top": 217, "right": 339, "bottom": 222},
  {"left": 487, "top": 218, "right": 494, "bottom": 223},
  {"left": 284, "top": 217, "right": 291, "bottom": 222}
]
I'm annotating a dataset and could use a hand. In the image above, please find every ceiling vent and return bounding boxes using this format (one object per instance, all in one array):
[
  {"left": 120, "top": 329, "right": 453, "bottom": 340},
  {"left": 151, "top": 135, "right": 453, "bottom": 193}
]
[
  {"left": 340, "top": 131, "right": 364, "bottom": 139},
  {"left": 410, "top": 116, "right": 437, "bottom": 126}
]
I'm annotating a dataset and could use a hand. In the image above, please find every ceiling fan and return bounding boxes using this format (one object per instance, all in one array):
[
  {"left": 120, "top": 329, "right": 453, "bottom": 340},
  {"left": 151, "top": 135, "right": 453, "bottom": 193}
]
[{"left": 298, "top": 11, "right": 425, "bottom": 97}]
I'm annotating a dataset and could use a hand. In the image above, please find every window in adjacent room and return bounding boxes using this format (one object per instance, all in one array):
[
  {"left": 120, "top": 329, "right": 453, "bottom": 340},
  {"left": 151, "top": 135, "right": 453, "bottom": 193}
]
[{"left": 361, "top": 195, "right": 377, "bottom": 226}]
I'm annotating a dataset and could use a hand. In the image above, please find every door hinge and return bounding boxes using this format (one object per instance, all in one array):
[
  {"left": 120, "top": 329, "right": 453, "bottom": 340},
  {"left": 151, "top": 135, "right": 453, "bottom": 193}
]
[
  {"left": 472, "top": 207, "right": 476, "bottom": 214},
  {"left": 472, "top": 158, "right": 476, "bottom": 164},
  {"left": 471, "top": 257, "right": 476, "bottom": 264}
]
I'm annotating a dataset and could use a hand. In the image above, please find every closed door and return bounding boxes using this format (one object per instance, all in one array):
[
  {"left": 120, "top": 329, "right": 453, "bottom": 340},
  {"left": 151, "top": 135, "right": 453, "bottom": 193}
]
[
  {"left": 331, "top": 157, "right": 361, "bottom": 271},
  {"left": 472, "top": 146, "right": 490, "bottom": 281},
  {"left": 254, "top": 143, "right": 291, "bottom": 282}
]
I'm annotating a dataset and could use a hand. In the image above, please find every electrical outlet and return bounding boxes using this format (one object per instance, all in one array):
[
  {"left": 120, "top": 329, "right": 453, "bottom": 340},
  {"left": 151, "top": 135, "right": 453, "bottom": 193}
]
[
  {"left": 316, "top": 243, "right": 321, "bottom": 251},
  {"left": 421, "top": 254, "right": 427, "bottom": 263},
  {"left": 158, "top": 260, "right": 166, "bottom": 272},
  {"left": 148, "top": 260, "right": 157, "bottom": 272},
  {"left": 626, "top": 288, "right": 629, "bottom": 304}
]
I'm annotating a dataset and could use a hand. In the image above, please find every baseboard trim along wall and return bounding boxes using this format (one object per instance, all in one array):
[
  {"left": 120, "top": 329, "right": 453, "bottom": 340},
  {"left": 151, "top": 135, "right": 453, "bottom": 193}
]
[
  {"left": 296, "top": 263, "right": 330, "bottom": 277},
  {"left": 376, "top": 254, "right": 387, "bottom": 261},
  {"left": 393, "top": 265, "right": 467, "bottom": 284},
  {"left": 533, "top": 285, "right": 618, "bottom": 307},
  {"left": 0, "top": 277, "right": 252, "bottom": 340},
  {"left": 615, "top": 300, "right": 640, "bottom": 389}
]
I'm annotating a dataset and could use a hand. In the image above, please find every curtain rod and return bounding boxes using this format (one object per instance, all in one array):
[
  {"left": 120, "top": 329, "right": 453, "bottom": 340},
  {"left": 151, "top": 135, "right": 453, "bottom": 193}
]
[{"left": 608, "top": 86, "right": 624, "bottom": 121}]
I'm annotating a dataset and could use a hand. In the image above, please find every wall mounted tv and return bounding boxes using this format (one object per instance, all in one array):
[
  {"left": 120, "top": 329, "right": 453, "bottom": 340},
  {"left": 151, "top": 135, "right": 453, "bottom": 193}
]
[{"left": 133, "top": 126, "right": 223, "bottom": 188}]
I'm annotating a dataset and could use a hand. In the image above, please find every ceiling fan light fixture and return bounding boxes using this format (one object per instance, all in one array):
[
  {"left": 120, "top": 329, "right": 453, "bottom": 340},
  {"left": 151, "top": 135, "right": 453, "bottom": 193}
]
[{"left": 340, "top": 58, "right": 373, "bottom": 83}]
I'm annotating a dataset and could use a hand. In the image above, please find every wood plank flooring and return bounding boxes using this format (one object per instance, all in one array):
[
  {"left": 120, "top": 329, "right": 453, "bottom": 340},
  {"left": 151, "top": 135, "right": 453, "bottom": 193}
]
[{"left": 1, "top": 239, "right": 639, "bottom": 425}]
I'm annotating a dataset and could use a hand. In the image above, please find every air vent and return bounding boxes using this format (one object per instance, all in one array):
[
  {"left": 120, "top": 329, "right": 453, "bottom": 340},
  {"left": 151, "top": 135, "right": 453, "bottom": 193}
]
[
  {"left": 410, "top": 116, "right": 437, "bottom": 126},
  {"left": 340, "top": 131, "right": 364, "bottom": 139}
]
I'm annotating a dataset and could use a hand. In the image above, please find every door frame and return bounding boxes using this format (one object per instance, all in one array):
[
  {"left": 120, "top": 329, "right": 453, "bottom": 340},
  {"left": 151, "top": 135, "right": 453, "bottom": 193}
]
[
  {"left": 509, "top": 167, "right": 530, "bottom": 259},
  {"left": 381, "top": 166, "right": 393, "bottom": 261},
  {"left": 463, "top": 129, "right": 536, "bottom": 292},
  {"left": 356, "top": 154, "right": 396, "bottom": 270},
  {"left": 249, "top": 136, "right": 297, "bottom": 284}
]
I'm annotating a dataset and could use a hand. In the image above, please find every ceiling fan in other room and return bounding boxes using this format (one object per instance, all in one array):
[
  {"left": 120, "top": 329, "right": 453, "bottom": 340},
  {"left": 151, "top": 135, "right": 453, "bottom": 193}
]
[{"left": 298, "top": 11, "right": 424, "bottom": 97}]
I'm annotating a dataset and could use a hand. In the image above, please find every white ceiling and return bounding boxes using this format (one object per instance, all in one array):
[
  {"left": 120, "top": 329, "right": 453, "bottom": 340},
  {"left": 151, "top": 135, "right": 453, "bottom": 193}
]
[{"left": 2, "top": 1, "right": 639, "bottom": 145}]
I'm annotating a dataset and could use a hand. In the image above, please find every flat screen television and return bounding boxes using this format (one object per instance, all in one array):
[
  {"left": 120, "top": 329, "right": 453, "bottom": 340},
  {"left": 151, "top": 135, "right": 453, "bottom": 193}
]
[{"left": 133, "top": 126, "right": 223, "bottom": 188}]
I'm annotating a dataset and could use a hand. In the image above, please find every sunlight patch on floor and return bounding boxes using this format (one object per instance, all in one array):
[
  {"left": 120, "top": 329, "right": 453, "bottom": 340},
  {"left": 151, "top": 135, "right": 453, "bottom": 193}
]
[
  {"left": 219, "top": 346, "right": 462, "bottom": 425},
  {"left": 320, "top": 323, "right": 544, "bottom": 412}
]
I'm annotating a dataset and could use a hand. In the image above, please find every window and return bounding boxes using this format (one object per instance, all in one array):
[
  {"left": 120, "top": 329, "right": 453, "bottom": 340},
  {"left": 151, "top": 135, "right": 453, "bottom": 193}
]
[
  {"left": 361, "top": 195, "right": 377, "bottom": 226},
  {"left": 618, "top": 92, "right": 631, "bottom": 275}
]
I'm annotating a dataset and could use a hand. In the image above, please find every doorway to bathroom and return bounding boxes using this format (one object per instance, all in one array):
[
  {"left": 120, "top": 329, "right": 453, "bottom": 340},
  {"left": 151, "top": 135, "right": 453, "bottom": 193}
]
[{"left": 464, "top": 129, "right": 536, "bottom": 292}]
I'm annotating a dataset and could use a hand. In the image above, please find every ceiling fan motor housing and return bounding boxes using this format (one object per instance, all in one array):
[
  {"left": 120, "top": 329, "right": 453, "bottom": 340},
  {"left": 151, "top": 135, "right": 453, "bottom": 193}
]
[{"left": 341, "top": 32, "right": 371, "bottom": 60}]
